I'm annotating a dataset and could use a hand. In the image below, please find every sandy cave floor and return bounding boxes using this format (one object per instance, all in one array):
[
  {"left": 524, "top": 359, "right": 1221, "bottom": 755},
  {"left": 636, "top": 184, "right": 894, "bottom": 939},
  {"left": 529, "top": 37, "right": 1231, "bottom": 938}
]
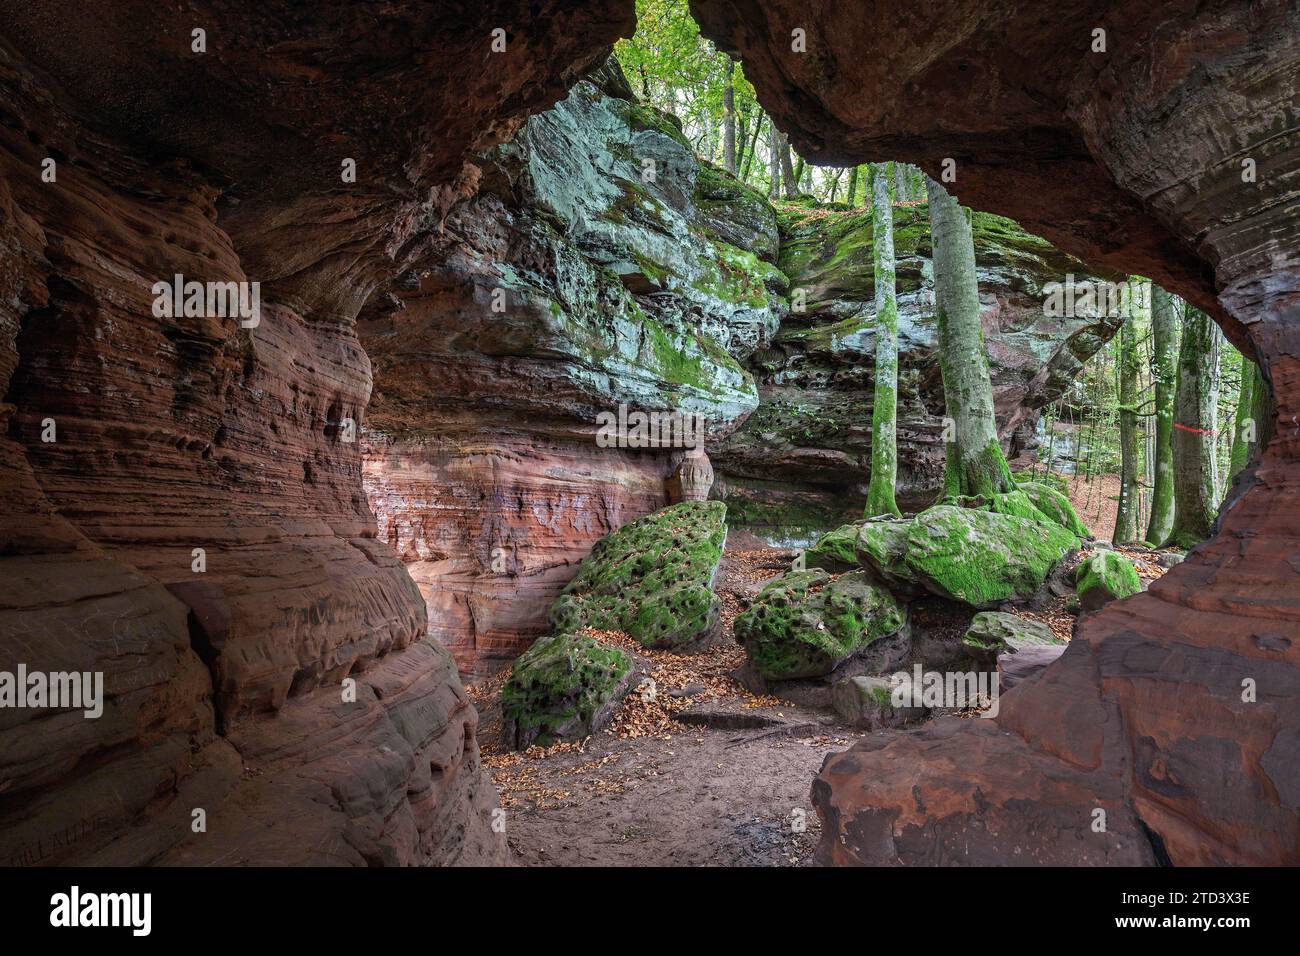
[{"left": 468, "top": 529, "right": 1170, "bottom": 867}]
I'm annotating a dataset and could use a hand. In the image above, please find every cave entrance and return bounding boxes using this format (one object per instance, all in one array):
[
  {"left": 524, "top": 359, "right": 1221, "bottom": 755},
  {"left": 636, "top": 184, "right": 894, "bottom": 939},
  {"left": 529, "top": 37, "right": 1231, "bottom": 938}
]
[{"left": 451, "top": 0, "right": 1297, "bottom": 867}]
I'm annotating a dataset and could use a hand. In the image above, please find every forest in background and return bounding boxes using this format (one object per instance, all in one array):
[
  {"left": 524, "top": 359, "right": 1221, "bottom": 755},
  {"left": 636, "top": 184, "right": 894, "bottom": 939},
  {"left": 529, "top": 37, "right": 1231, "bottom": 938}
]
[{"left": 618, "top": 0, "right": 1262, "bottom": 547}]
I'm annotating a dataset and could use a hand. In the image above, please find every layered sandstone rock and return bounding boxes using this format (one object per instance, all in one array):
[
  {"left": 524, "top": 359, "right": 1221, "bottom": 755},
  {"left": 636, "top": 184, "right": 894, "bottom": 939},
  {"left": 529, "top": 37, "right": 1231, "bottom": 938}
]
[
  {"left": 0, "top": 0, "right": 637, "bottom": 866},
  {"left": 691, "top": 0, "right": 1300, "bottom": 866}
]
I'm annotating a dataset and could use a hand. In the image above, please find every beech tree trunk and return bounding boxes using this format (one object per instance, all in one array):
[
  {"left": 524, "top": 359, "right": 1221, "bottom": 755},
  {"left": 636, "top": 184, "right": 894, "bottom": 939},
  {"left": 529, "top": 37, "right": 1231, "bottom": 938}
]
[
  {"left": 1114, "top": 310, "right": 1141, "bottom": 542},
  {"left": 739, "top": 108, "right": 761, "bottom": 182},
  {"left": 925, "top": 177, "right": 1015, "bottom": 499},
  {"left": 1167, "top": 306, "right": 1219, "bottom": 548},
  {"left": 1229, "top": 357, "right": 1258, "bottom": 480},
  {"left": 767, "top": 117, "right": 780, "bottom": 198},
  {"left": 722, "top": 59, "right": 736, "bottom": 174},
  {"left": 866, "top": 163, "right": 901, "bottom": 517},
  {"left": 1145, "top": 285, "right": 1179, "bottom": 544},
  {"left": 778, "top": 130, "right": 798, "bottom": 199}
]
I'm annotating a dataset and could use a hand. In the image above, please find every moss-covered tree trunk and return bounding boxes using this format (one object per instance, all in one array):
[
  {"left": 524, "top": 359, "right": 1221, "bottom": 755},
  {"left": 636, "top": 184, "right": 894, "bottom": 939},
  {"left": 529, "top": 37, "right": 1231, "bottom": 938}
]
[
  {"left": 866, "top": 163, "right": 902, "bottom": 517},
  {"left": 1250, "top": 355, "right": 1273, "bottom": 454},
  {"left": 722, "top": 59, "right": 736, "bottom": 174},
  {"left": 925, "top": 176, "right": 1015, "bottom": 500},
  {"left": 894, "top": 162, "right": 909, "bottom": 202},
  {"left": 1144, "top": 285, "right": 1179, "bottom": 544},
  {"left": 1114, "top": 309, "right": 1141, "bottom": 542},
  {"left": 1167, "top": 306, "right": 1219, "bottom": 548},
  {"left": 1229, "top": 357, "right": 1258, "bottom": 480},
  {"left": 846, "top": 165, "right": 859, "bottom": 207}
]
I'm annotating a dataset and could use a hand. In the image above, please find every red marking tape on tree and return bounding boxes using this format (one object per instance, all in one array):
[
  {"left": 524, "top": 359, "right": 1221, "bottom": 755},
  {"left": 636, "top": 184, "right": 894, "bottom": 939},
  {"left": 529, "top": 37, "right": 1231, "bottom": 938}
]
[{"left": 1174, "top": 422, "right": 1216, "bottom": 435}]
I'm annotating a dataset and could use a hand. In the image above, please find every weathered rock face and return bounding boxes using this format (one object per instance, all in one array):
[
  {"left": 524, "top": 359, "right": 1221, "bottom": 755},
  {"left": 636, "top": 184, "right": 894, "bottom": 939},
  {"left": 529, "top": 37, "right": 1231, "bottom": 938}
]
[
  {"left": 692, "top": 0, "right": 1300, "bottom": 866},
  {"left": 1, "top": 0, "right": 637, "bottom": 866},
  {"left": 714, "top": 203, "right": 1126, "bottom": 528},
  {"left": 362, "top": 432, "right": 670, "bottom": 679}
]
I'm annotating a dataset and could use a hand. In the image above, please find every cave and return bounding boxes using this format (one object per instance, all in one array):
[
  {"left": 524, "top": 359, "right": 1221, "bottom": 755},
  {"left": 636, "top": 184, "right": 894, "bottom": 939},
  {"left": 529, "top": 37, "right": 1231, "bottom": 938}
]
[{"left": 0, "top": 0, "right": 1296, "bottom": 875}]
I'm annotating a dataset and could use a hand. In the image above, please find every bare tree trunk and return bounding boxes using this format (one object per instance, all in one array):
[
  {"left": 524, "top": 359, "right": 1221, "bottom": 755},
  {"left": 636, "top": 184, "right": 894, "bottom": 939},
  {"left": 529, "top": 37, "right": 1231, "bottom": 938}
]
[
  {"left": 826, "top": 167, "right": 844, "bottom": 201},
  {"left": 738, "top": 108, "right": 761, "bottom": 182},
  {"left": 925, "top": 177, "right": 1015, "bottom": 499},
  {"left": 1166, "top": 306, "right": 1219, "bottom": 548},
  {"left": 767, "top": 117, "right": 780, "bottom": 198},
  {"left": 779, "top": 131, "right": 798, "bottom": 200}
]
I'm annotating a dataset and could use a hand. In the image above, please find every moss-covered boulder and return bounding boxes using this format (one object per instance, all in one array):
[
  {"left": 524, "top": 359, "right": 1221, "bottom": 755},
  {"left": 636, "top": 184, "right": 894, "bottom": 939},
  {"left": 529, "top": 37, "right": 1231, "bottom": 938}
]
[
  {"left": 902, "top": 505, "right": 1078, "bottom": 608},
  {"left": 803, "top": 522, "right": 863, "bottom": 571},
  {"left": 1074, "top": 549, "right": 1142, "bottom": 611},
  {"left": 548, "top": 501, "right": 727, "bottom": 649},
  {"left": 1018, "top": 481, "right": 1091, "bottom": 537},
  {"left": 831, "top": 675, "right": 928, "bottom": 729},
  {"left": 501, "top": 632, "right": 635, "bottom": 749},
  {"left": 735, "top": 569, "right": 908, "bottom": 680},
  {"left": 962, "top": 610, "right": 1064, "bottom": 663},
  {"left": 854, "top": 519, "right": 918, "bottom": 593},
  {"left": 805, "top": 517, "right": 915, "bottom": 586}
]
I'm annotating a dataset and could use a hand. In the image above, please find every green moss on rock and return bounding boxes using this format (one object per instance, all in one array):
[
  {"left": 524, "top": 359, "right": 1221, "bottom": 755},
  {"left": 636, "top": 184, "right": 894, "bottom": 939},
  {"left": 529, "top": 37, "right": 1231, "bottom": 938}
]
[
  {"left": 988, "top": 489, "right": 1055, "bottom": 523},
  {"left": 1018, "top": 481, "right": 1091, "bottom": 537},
  {"left": 903, "top": 505, "right": 1077, "bottom": 608},
  {"left": 622, "top": 100, "right": 692, "bottom": 150},
  {"left": 804, "top": 523, "right": 863, "bottom": 571},
  {"left": 961, "top": 610, "right": 1064, "bottom": 662},
  {"left": 1074, "top": 549, "right": 1142, "bottom": 611},
  {"left": 501, "top": 632, "right": 634, "bottom": 749},
  {"left": 855, "top": 519, "right": 917, "bottom": 592},
  {"left": 734, "top": 569, "right": 907, "bottom": 680},
  {"left": 548, "top": 501, "right": 727, "bottom": 649},
  {"left": 693, "top": 161, "right": 781, "bottom": 262}
]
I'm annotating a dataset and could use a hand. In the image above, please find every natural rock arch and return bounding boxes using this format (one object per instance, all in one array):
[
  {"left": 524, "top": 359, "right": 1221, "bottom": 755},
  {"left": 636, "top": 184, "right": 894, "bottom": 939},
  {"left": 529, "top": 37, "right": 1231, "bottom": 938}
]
[{"left": 690, "top": 0, "right": 1299, "bottom": 865}]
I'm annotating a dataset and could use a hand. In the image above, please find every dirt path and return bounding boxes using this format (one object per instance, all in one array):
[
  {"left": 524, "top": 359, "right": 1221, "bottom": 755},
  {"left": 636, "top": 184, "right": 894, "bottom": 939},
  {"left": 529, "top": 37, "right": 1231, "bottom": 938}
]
[
  {"left": 472, "top": 547, "right": 868, "bottom": 867},
  {"left": 471, "top": 534, "right": 1166, "bottom": 866}
]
